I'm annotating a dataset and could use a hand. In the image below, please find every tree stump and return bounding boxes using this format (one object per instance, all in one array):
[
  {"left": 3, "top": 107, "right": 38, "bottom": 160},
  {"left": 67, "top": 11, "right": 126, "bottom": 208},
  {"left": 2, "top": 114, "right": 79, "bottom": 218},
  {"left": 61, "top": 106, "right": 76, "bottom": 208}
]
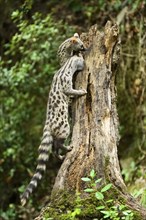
[{"left": 36, "top": 21, "right": 146, "bottom": 219}]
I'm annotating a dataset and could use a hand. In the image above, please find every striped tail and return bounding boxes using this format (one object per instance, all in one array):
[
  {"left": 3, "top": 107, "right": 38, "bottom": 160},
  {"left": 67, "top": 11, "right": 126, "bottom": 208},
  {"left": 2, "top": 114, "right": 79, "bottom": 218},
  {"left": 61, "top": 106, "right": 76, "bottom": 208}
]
[{"left": 20, "top": 124, "right": 53, "bottom": 206}]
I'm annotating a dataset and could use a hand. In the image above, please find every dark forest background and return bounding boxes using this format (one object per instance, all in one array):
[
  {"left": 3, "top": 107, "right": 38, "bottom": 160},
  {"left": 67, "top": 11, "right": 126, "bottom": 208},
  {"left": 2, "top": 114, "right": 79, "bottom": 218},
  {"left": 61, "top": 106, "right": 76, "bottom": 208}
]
[{"left": 0, "top": 0, "right": 146, "bottom": 219}]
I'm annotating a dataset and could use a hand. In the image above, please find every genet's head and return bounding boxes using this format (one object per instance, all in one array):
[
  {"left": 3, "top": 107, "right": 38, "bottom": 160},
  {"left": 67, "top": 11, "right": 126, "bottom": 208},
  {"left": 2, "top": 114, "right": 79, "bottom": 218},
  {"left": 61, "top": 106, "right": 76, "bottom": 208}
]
[{"left": 70, "top": 33, "right": 86, "bottom": 52}]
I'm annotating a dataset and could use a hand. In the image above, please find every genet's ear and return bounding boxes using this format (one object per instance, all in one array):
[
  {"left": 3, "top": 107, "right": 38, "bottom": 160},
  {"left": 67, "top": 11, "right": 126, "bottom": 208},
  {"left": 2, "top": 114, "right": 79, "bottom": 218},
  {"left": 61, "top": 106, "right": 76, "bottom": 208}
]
[{"left": 74, "top": 33, "right": 79, "bottom": 38}]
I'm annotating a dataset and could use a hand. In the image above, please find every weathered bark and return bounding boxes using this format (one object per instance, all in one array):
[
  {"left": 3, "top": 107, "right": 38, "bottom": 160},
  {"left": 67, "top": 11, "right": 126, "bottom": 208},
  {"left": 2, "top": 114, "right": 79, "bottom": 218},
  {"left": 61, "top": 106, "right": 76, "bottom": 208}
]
[{"left": 36, "top": 22, "right": 146, "bottom": 219}]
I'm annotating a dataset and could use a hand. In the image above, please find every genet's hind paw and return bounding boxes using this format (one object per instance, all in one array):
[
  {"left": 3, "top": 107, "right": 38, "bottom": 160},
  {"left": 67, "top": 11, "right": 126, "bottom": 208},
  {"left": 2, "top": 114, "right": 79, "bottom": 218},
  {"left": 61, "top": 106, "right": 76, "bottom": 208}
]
[
  {"left": 66, "top": 145, "right": 73, "bottom": 151},
  {"left": 57, "top": 145, "right": 73, "bottom": 160},
  {"left": 62, "top": 144, "right": 73, "bottom": 152}
]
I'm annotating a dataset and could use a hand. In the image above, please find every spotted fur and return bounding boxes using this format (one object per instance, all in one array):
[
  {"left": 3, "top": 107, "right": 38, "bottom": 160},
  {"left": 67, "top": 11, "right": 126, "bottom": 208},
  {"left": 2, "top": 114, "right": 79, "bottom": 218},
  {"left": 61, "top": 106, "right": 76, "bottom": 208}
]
[
  {"left": 57, "top": 33, "right": 86, "bottom": 66},
  {"left": 20, "top": 55, "right": 87, "bottom": 206}
]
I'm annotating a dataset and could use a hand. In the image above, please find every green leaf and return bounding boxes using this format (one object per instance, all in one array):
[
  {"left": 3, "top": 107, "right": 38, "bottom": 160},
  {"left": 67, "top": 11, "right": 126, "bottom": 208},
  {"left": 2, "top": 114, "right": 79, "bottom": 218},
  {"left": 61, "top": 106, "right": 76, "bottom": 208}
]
[
  {"left": 101, "top": 183, "right": 112, "bottom": 192},
  {"left": 84, "top": 188, "right": 94, "bottom": 193},
  {"left": 95, "top": 178, "right": 102, "bottom": 183},
  {"left": 81, "top": 177, "right": 91, "bottom": 182},
  {"left": 71, "top": 208, "right": 81, "bottom": 217},
  {"left": 95, "top": 192, "right": 104, "bottom": 200},
  {"left": 133, "top": 188, "right": 143, "bottom": 198},
  {"left": 100, "top": 210, "right": 110, "bottom": 217},
  {"left": 90, "top": 169, "right": 96, "bottom": 178},
  {"left": 96, "top": 205, "right": 105, "bottom": 210},
  {"left": 123, "top": 210, "right": 132, "bottom": 215},
  {"left": 106, "top": 199, "right": 113, "bottom": 203},
  {"left": 119, "top": 204, "right": 125, "bottom": 210},
  {"left": 11, "top": 10, "right": 20, "bottom": 19}
]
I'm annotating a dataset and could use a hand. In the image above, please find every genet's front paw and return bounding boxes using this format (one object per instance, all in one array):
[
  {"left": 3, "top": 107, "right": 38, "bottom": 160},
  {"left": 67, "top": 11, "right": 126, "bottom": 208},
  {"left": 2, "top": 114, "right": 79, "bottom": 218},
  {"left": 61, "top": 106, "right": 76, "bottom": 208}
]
[{"left": 79, "top": 89, "right": 87, "bottom": 95}]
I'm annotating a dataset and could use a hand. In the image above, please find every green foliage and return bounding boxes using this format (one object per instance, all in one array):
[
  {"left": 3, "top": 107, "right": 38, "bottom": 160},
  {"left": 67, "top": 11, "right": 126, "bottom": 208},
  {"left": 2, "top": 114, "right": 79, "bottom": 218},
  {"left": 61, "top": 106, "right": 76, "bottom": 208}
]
[
  {"left": 65, "top": 193, "right": 82, "bottom": 220},
  {"left": 117, "top": 10, "right": 146, "bottom": 158},
  {"left": 132, "top": 188, "right": 146, "bottom": 208},
  {"left": 99, "top": 205, "right": 134, "bottom": 220},
  {"left": 0, "top": 6, "right": 73, "bottom": 219},
  {"left": 121, "top": 158, "right": 146, "bottom": 209},
  {"left": 122, "top": 160, "right": 137, "bottom": 183},
  {"left": 81, "top": 170, "right": 134, "bottom": 220},
  {"left": 0, "top": 204, "right": 16, "bottom": 220}
]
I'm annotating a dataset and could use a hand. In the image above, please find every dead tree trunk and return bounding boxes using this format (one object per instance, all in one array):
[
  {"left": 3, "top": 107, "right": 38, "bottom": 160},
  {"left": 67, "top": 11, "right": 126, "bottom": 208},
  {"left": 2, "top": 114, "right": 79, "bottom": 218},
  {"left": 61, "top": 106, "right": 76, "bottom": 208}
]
[{"left": 36, "top": 22, "right": 146, "bottom": 219}]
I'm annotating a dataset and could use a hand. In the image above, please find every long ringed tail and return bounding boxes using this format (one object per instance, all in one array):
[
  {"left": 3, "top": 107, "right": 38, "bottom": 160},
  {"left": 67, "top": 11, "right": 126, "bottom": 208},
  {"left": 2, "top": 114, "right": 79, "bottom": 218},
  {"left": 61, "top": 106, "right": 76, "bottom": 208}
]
[{"left": 20, "top": 124, "right": 53, "bottom": 206}]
